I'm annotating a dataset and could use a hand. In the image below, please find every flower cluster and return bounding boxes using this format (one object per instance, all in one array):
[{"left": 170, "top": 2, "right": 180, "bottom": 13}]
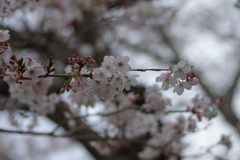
[
  {"left": 3, "top": 56, "right": 46, "bottom": 84},
  {"left": 86, "top": 86, "right": 223, "bottom": 159},
  {"left": 156, "top": 61, "right": 199, "bottom": 95},
  {"left": 138, "top": 116, "right": 188, "bottom": 159},
  {"left": 65, "top": 55, "right": 139, "bottom": 107}
]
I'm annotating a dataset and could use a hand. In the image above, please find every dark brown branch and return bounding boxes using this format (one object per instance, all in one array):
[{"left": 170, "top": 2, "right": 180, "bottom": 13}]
[{"left": 0, "top": 128, "right": 104, "bottom": 140}]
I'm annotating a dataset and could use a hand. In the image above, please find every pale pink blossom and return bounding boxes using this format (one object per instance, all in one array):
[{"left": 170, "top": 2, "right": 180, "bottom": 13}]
[
  {"left": 24, "top": 64, "right": 45, "bottom": 82},
  {"left": 24, "top": 58, "right": 38, "bottom": 68},
  {"left": 3, "top": 70, "right": 22, "bottom": 85}
]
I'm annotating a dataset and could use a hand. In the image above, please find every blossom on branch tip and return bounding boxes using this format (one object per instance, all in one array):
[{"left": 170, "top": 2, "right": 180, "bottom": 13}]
[{"left": 173, "top": 61, "right": 191, "bottom": 80}]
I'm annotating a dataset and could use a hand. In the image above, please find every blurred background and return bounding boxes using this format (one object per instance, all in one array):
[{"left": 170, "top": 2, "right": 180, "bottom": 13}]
[{"left": 0, "top": 0, "right": 240, "bottom": 159}]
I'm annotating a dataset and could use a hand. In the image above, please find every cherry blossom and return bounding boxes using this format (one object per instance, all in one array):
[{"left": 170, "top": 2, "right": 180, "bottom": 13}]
[
  {"left": 24, "top": 58, "right": 39, "bottom": 68},
  {"left": 172, "top": 61, "right": 191, "bottom": 80},
  {"left": 156, "top": 72, "right": 176, "bottom": 90},
  {"left": 3, "top": 69, "right": 22, "bottom": 85},
  {"left": 125, "top": 74, "right": 139, "bottom": 91},
  {"left": 24, "top": 64, "right": 45, "bottom": 82},
  {"left": 92, "top": 67, "right": 109, "bottom": 81},
  {"left": 112, "top": 73, "right": 126, "bottom": 93},
  {"left": 87, "top": 79, "right": 105, "bottom": 95},
  {"left": 115, "top": 55, "right": 131, "bottom": 73},
  {"left": 173, "top": 82, "right": 192, "bottom": 95},
  {"left": 101, "top": 56, "right": 117, "bottom": 76}
]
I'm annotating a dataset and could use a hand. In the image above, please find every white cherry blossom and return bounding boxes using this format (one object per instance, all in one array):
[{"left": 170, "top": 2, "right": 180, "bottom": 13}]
[
  {"left": 99, "top": 81, "right": 116, "bottom": 101},
  {"left": 101, "top": 56, "right": 117, "bottom": 76},
  {"left": 156, "top": 72, "right": 176, "bottom": 90},
  {"left": 112, "top": 73, "right": 126, "bottom": 93},
  {"left": 173, "top": 82, "right": 192, "bottom": 95},
  {"left": 3, "top": 70, "right": 22, "bottom": 85},
  {"left": 115, "top": 55, "right": 131, "bottom": 73},
  {"left": 125, "top": 74, "right": 139, "bottom": 91},
  {"left": 87, "top": 79, "right": 105, "bottom": 94},
  {"left": 92, "top": 67, "right": 109, "bottom": 81},
  {"left": 172, "top": 61, "right": 191, "bottom": 80}
]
